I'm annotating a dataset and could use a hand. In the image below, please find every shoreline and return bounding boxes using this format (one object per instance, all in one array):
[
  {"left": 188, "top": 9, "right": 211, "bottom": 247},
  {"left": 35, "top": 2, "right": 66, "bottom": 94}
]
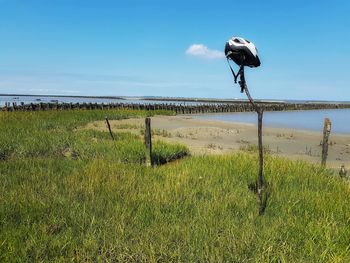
[{"left": 85, "top": 115, "right": 350, "bottom": 169}]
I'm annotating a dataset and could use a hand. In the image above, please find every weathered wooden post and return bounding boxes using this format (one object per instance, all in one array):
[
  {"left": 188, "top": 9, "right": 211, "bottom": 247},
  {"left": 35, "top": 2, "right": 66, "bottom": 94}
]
[
  {"left": 105, "top": 117, "right": 115, "bottom": 141},
  {"left": 144, "top": 117, "right": 152, "bottom": 167},
  {"left": 321, "top": 118, "right": 331, "bottom": 167},
  {"left": 241, "top": 69, "right": 267, "bottom": 215}
]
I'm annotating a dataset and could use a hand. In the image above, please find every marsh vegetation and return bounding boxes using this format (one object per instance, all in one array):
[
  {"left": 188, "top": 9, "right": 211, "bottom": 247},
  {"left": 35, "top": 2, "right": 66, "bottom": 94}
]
[{"left": 0, "top": 109, "right": 349, "bottom": 262}]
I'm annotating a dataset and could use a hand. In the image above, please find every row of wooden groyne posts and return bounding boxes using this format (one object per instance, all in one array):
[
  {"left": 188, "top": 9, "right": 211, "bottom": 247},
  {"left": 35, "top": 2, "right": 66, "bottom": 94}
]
[{"left": 1, "top": 101, "right": 350, "bottom": 114}]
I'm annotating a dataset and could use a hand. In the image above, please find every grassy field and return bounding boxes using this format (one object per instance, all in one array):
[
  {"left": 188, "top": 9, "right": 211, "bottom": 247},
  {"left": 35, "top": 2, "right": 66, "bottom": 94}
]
[{"left": 0, "top": 109, "right": 349, "bottom": 262}]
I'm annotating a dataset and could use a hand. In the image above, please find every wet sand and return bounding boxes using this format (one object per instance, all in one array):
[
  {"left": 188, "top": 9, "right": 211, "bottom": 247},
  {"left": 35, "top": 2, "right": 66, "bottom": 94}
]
[{"left": 85, "top": 115, "right": 350, "bottom": 169}]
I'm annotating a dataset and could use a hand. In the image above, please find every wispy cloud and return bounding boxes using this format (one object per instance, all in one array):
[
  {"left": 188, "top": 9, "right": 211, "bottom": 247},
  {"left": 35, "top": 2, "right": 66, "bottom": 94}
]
[{"left": 186, "top": 44, "right": 225, "bottom": 59}]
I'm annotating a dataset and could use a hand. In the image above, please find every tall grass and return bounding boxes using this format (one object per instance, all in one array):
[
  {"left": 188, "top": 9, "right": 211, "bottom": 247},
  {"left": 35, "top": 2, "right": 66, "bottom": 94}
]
[
  {"left": 0, "top": 110, "right": 349, "bottom": 262},
  {"left": 0, "top": 109, "right": 184, "bottom": 163}
]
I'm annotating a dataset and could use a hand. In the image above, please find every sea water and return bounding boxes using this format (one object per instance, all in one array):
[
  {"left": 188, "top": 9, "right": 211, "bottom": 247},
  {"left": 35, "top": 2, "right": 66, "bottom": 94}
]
[{"left": 194, "top": 109, "right": 350, "bottom": 134}]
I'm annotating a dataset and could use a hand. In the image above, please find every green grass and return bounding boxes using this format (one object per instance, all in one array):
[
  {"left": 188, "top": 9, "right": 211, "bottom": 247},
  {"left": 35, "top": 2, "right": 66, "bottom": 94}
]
[
  {"left": 0, "top": 109, "right": 184, "bottom": 164},
  {"left": 0, "top": 110, "right": 349, "bottom": 262}
]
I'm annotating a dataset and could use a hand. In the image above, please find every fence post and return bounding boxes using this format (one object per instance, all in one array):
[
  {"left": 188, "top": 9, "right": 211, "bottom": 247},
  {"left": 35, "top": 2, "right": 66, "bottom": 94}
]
[
  {"left": 144, "top": 117, "right": 152, "bottom": 167},
  {"left": 321, "top": 118, "right": 331, "bottom": 166},
  {"left": 105, "top": 117, "right": 115, "bottom": 141}
]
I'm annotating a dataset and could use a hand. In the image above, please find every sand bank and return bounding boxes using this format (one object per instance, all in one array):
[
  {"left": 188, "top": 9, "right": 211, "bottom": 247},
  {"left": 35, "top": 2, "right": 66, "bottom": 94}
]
[{"left": 85, "top": 115, "right": 350, "bottom": 169}]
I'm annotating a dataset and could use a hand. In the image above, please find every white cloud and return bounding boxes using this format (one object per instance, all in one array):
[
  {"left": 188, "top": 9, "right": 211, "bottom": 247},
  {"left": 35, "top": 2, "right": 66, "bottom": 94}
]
[{"left": 186, "top": 44, "right": 225, "bottom": 59}]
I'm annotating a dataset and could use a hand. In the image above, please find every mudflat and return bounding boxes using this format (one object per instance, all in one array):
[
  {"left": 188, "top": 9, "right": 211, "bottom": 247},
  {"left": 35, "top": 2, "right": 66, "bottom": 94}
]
[{"left": 85, "top": 115, "right": 350, "bottom": 169}]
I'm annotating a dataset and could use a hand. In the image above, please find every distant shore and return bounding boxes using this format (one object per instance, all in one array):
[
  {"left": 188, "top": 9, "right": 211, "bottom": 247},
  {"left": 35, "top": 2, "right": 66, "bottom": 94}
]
[
  {"left": 1, "top": 93, "right": 350, "bottom": 105},
  {"left": 2, "top": 95, "right": 350, "bottom": 113},
  {"left": 85, "top": 115, "right": 350, "bottom": 169}
]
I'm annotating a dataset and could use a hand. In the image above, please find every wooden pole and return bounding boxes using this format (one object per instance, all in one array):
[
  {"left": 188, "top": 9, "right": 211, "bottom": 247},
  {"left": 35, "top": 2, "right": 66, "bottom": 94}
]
[
  {"left": 321, "top": 118, "right": 331, "bottom": 167},
  {"left": 257, "top": 110, "right": 265, "bottom": 215},
  {"left": 241, "top": 67, "right": 267, "bottom": 215},
  {"left": 105, "top": 117, "right": 115, "bottom": 141},
  {"left": 144, "top": 117, "right": 152, "bottom": 167}
]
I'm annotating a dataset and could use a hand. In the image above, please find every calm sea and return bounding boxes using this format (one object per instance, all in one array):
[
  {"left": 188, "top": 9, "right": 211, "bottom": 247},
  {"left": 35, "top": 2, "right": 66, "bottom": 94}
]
[{"left": 194, "top": 109, "right": 350, "bottom": 134}]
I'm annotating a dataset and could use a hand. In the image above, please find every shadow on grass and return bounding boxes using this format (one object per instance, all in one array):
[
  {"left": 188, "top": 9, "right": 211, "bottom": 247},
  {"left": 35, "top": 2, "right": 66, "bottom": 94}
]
[{"left": 152, "top": 150, "right": 189, "bottom": 165}]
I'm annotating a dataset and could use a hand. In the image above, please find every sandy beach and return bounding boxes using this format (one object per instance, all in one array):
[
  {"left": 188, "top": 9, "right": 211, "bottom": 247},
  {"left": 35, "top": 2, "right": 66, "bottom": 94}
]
[{"left": 85, "top": 115, "right": 350, "bottom": 169}]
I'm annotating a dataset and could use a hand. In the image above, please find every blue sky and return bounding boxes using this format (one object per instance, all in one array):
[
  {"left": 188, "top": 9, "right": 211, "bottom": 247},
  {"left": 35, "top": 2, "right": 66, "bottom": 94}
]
[{"left": 0, "top": 0, "right": 349, "bottom": 100}]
